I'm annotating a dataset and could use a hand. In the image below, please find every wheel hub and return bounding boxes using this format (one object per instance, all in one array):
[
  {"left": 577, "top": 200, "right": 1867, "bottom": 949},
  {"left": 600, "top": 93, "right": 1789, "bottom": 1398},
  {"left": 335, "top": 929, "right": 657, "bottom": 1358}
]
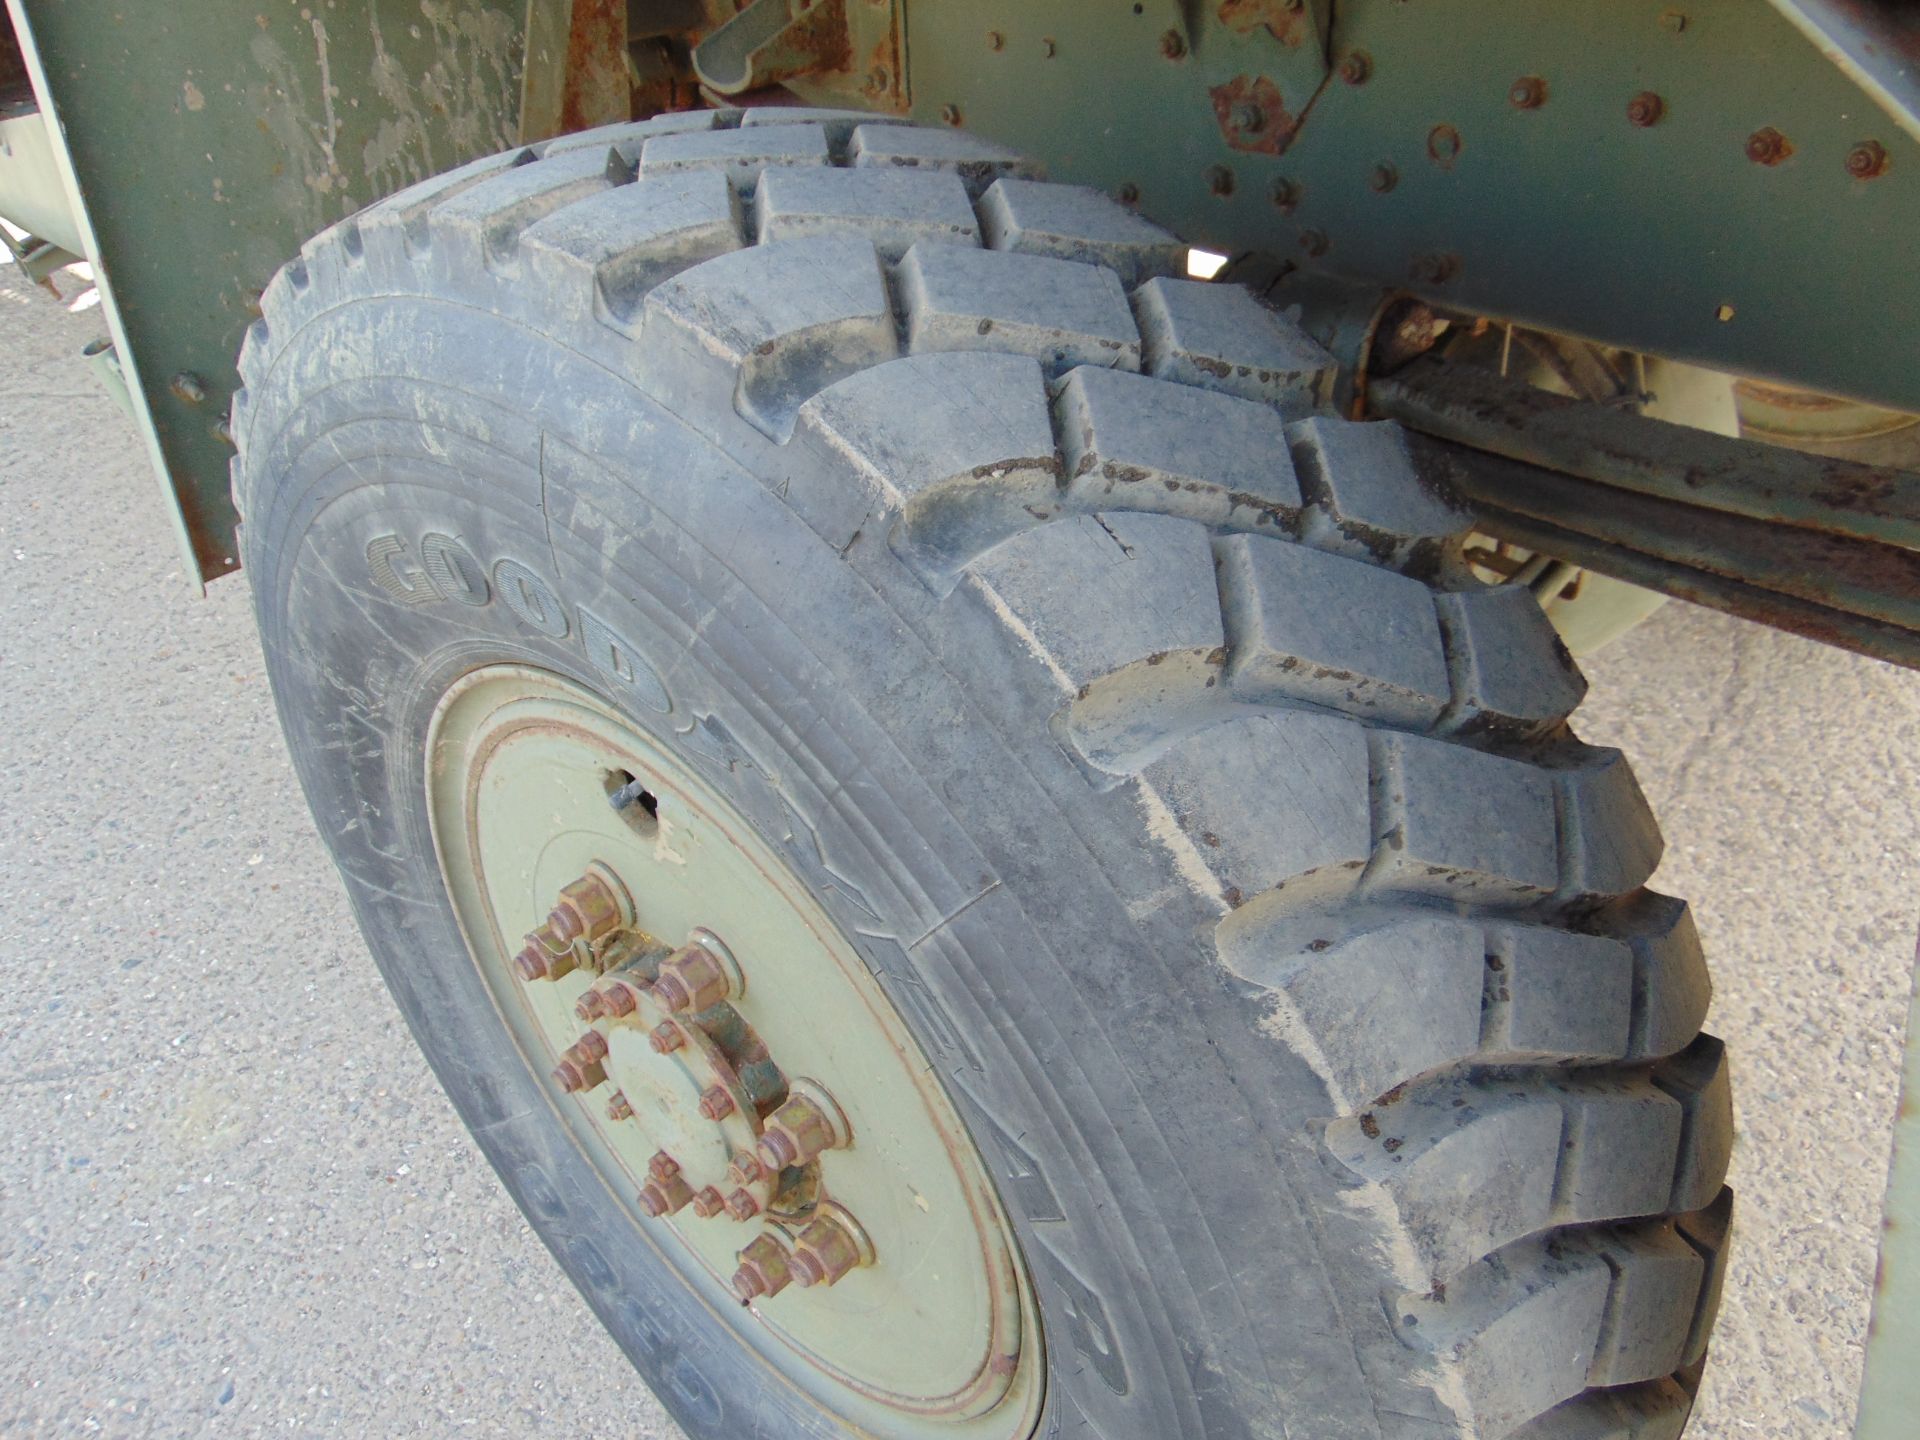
[{"left": 425, "top": 666, "right": 1042, "bottom": 1436}]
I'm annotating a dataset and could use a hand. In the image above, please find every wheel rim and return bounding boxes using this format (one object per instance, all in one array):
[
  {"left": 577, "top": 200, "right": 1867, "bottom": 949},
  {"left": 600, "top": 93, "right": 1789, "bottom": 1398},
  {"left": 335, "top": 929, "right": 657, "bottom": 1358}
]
[{"left": 425, "top": 665, "right": 1044, "bottom": 1436}]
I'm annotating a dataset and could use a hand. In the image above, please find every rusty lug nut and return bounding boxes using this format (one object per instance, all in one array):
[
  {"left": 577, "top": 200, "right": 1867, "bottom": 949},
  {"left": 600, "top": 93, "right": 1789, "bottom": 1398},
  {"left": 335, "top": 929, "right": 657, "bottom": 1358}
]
[
  {"left": 647, "top": 1151, "right": 681, "bottom": 1182},
  {"left": 605, "top": 1090, "right": 635, "bottom": 1122},
  {"left": 985, "top": 28, "right": 1003, "bottom": 51},
  {"left": 551, "top": 1055, "right": 605, "bottom": 1093},
  {"left": 1427, "top": 124, "right": 1462, "bottom": 165},
  {"left": 1746, "top": 126, "right": 1792, "bottom": 166},
  {"left": 1507, "top": 75, "right": 1547, "bottom": 110},
  {"left": 1158, "top": 29, "right": 1186, "bottom": 60},
  {"left": 689, "top": 1186, "right": 727, "bottom": 1219},
  {"left": 789, "top": 1211, "right": 873, "bottom": 1289},
  {"left": 648, "top": 1020, "right": 685, "bottom": 1055},
  {"left": 1299, "top": 228, "right": 1330, "bottom": 258},
  {"left": 512, "top": 934, "right": 576, "bottom": 983},
  {"left": 637, "top": 1172, "right": 694, "bottom": 1217},
  {"left": 548, "top": 871, "right": 626, "bottom": 946},
  {"left": 652, "top": 941, "right": 738, "bottom": 1014},
  {"left": 1846, "top": 140, "right": 1889, "bottom": 180},
  {"left": 575, "top": 975, "right": 645, "bottom": 1023},
  {"left": 1205, "top": 164, "right": 1235, "bottom": 197},
  {"left": 1339, "top": 51, "right": 1371, "bottom": 86},
  {"left": 170, "top": 371, "right": 209, "bottom": 405},
  {"left": 1368, "top": 162, "right": 1398, "bottom": 194},
  {"left": 567, "top": 1030, "right": 610, "bottom": 1065},
  {"left": 756, "top": 1086, "right": 850, "bottom": 1172},
  {"left": 697, "top": 1085, "right": 736, "bottom": 1121},
  {"left": 723, "top": 1188, "right": 762, "bottom": 1221},
  {"left": 732, "top": 1234, "right": 795, "bottom": 1301},
  {"left": 1232, "top": 101, "right": 1266, "bottom": 135},
  {"left": 725, "top": 1150, "right": 767, "bottom": 1188},
  {"left": 1627, "top": 91, "right": 1665, "bottom": 127},
  {"left": 940, "top": 103, "right": 962, "bottom": 126},
  {"left": 1269, "top": 176, "right": 1300, "bottom": 212}
]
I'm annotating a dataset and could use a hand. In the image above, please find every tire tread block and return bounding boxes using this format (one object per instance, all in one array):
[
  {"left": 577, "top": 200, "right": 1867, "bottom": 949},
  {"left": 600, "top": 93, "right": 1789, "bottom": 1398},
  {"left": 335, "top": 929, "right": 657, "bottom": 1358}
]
[{"left": 979, "top": 177, "right": 1185, "bottom": 285}]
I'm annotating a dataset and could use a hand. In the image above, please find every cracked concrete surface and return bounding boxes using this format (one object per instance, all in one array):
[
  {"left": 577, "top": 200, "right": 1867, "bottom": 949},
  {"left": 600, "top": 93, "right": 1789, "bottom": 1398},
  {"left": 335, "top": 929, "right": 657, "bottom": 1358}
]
[{"left": 2, "top": 258, "right": 1916, "bottom": 1438}]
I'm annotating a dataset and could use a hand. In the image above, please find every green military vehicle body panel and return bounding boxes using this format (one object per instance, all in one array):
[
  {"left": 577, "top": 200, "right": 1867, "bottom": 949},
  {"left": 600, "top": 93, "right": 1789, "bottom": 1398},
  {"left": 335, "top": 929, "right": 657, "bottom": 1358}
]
[
  {"left": 5, "top": 0, "right": 528, "bottom": 580},
  {"left": 890, "top": 0, "right": 1919, "bottom": 416}
]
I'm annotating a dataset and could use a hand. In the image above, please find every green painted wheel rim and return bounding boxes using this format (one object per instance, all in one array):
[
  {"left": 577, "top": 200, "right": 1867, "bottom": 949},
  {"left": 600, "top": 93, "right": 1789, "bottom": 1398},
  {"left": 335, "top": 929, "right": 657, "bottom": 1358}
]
[{"left": 426, "top": 665, "right": 1044, "bottom": 1436}]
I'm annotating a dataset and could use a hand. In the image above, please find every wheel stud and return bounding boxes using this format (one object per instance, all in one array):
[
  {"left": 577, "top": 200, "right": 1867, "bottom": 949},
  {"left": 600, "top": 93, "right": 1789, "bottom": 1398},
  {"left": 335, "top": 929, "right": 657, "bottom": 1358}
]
[
  {"left": 638, "top": 1173, "right": 694, "bottom": 1216},
  {"left": 723, "top": 1188, "right": 762, "bottom": 1221},
  {"left": 697, "top": 1085, "right": 736, "bottom": 1121},
  {"left": 648, "top": 1021, "right": 685, "bottom": 1055},
  {"left": 605, "top": 1090, "right": 634, "bottom": 1121},
  {"left": 652, "top": 937, "right": 741, "bottom": 1014},
  {"left": 756, "top": 1083, "right": 851, "bottom": 1171},
  {"left": 789, "top": 1207, "right": 874, "bottom": 1289},
  {"left": 689, "top": 1186, "right": 727, "bottom": 1218},
  {"left": 731, "top": 1234, "right": 795, "bottom": 1301}
]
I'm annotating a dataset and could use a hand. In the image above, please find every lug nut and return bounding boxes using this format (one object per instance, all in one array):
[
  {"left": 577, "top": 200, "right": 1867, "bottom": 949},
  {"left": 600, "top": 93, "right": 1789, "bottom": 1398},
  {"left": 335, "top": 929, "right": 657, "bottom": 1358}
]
[
  {"left": 1746, "top": 126, "right": 1792, "bottom": 166},
  {"left": 652, "top": 939, "right": 740, "bottom": 1014},
  {"left": 512, "top": 934, "right": 576, "bottom": 982},
  {"left": 648, "top": 1021, "right": 685, "bottom": 1055},
  {"left": 789, "top": 1208, "right": 874, "bottom": 1289},
  {"left": 1339, "top": 51, "right": 1371, "bottom": 86},
  {"left": 638, "top": 1173, "right": 694, "bottom": 1216},
  {"left": 697, "top": 1085, "right": 736, "bottom": 1121},
  {"left": 756, "top": 1084, "right": 851, "bottom": 1172},
  {"left": 647, "top": 1151, "right": 681, "bottom": 1182},
  {"left": 605, "top": 1090, "right": 635, "bottom": 1121},
  {"left": 1846, "top": 139, "right": 1889, "bottom": 180},
  {"left": 1627, "top": 91, "right": 1665, "bottom": 127},
  {"left": 1507, "top": 75, "right": 1547, "bottom": 110},
  {"left": 723, "top": 1188, "right": 762, "bottom": 1221},
  {"left": 725, "top": 1151, "right": 767, "bottom": 1188},
  {"left": 689, "top": 1186, "right": 727, "bottom": 1218},
  {"left": 552, "top": 1030, "right": 610, "bottom": 1092},
  {"left": 548, "top": 871, "right": 627, "bottom": 946},
  {"left": 732, "top": 1234, "right": 795, "bottom": 1301},
  {"left": 574, "top": 974, "right": 646, "bottom": 1023}
]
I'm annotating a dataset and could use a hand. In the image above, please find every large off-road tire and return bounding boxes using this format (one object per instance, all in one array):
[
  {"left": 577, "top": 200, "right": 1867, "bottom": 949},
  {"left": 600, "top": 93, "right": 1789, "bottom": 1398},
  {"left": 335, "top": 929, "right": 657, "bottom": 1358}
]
[{"left": 232, "top": 109, "right": 1733, "bottom": 1440}]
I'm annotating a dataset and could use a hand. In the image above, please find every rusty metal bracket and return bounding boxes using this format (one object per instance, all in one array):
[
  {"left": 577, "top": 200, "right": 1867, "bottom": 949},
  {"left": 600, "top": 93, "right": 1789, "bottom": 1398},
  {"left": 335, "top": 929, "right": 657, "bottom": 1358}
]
[
  {"left": 692, "top": 0, "right": 850, "bottom": 96},
  {"left": 519, "top": 0, "right": 633, "bottom": 143}
]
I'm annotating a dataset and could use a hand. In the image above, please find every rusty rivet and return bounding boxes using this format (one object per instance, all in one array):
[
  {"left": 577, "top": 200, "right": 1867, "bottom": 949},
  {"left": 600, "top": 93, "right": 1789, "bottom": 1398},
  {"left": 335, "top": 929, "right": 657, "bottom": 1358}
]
[
  {"left": 170, "top": 371, "right": 209, "bottom": 405},
  {"left": 1116, "top": 181, "right": 1141, "bottom": 205},
  {"left": 605, "top": 1090, "right": 634, "bottom": 1122},
  {"left": 1427, "top": 124, "right": 1462, "bottom": 165},
  {"left": 1627, "top": 91, "right": 1665, "bottom": 127},
  {"left": 723, "top": 1188, "right": 762, "bottom": 1221},
  {"left": 1369, "top": 162, "right": 1398, "bottom": 193},
  {"left": 1339, "top": 51, "right": 1371, "bottom": 86},
  {"left": 1746, "top": 126, "right": 1792, "bottom": 166},
  {"left": 689, "top": 1186, "right": 727, "bottom": 1218},
  {"left": 697, "top": 1085, "right": 736, "bottom": 1121},
  {"left": 1269, "top": 176, "right": 1300, "bottom": 212},
  {"left": 985, "top": 29, "right": 1004, "bottom": 51},
  {"left": 1846, "top": 140, "right": 1889, "bottom": 180},
  {"left": 940, "top": 103, "right": 962, "bottom": 126},
  {"left": 1507, "top": 76, "right": 1547, "bottom": 110},
  {"left": 1299, "top": 228, "right": 1329, "bottom": 257},
  {"left": 648, "top": 1020, "right": 684, "bottom": 1054},
  {"left": 1158, "top": 29, "right": 1186, "bottom": 60},
  {"left": 1205, "top": 163, "right": 1236, "bottom": 197},
  {"left": 732, "top": 1234, "right": 795, "bottom": 1301}
]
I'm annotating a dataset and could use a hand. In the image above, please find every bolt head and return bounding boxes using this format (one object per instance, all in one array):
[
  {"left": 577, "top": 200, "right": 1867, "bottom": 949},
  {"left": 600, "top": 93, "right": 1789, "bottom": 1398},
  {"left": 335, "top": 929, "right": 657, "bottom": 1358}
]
[
  {"left": 732, "top": 1234, "right": 794, "bottom": 1300},
  {"left": 1427, "top": 125, "right": 1462, "bottom": 164},
  {"left": 689, "top": 1186, "right": 727, "bottom": 1219},
  {"left": 1116, "top": 182, "right": 1140, "bottom": 205},
  {"left": 1269, "top": 176, "right": 1300, "bottom": 212},
  {"left": 1369, "top": 162, "right": 1398, "bottom": 194},
  {"left": 697, "top": 1085, "right": 736, "bottom": 1121},
  {"left": 940, "top": 103, "right": 962, "bottom": 127},
  {"left": 1339, "top": 51, "right": 1371, "bottom": 86},
  {"left": 1846, "top": 140, "right": 1889, "bottom": 180},
  {"left": 1299, "top": 228, "right": 1329, "bottom": 258},
  {"left": 1508, "top": 76, "right": 1546, "bottom": 110},
  {"left": 789, "top": 1212, "right": 870, "bottom": 1289},
  {"left": 605, "top": 1090, "right": 634, "bottom": 1122},
  {"left": 986, "top": 29, "right": 1003, "bottom": 51},
  {"left": 1205, "top": 164, "right": 1235, "bottom": 197},
  {"left": 170, "top": 372, "right": 209, "bottom": 405},
  {"left": 647, "top": 1151, "right": 681, "bottom": 1182},
  {"left": 724, "top": 1188, "right": 762, "bottom": 1221},
  {"left": 1158, "top": 29, "right": 1186, "bottom": 60},
  {"left": 1746, "top": 126, "right": 1791, "bottom": 165},
  {"left": 648, "top": 1020, "right": 684, "bottom": 1054},
  {"left": 1627, "top": 91, "right": 1665, "bottom": 127},
  {"left": 638, "top": 1173, "right": 693, "bottom": 1217},
  {"left": 726, "top": 1151, "right": 767, "bottom": 1188},
  {"left": 1232, "top": 101, "right": 1266, "bottom": 134}
]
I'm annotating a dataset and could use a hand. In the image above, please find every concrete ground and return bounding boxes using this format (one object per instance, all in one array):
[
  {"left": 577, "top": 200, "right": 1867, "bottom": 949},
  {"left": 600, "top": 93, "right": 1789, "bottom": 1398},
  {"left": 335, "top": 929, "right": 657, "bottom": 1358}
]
[{"left": 1, "top": 258, "right": 1914, "bottom": 1440}]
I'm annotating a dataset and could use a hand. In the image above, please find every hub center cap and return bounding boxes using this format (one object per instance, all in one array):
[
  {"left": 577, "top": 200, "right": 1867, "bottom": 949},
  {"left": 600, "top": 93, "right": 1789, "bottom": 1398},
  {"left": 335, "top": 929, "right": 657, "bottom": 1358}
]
[{"left": 426, "top": 666, "right": 1042, "bottom": 1436}]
